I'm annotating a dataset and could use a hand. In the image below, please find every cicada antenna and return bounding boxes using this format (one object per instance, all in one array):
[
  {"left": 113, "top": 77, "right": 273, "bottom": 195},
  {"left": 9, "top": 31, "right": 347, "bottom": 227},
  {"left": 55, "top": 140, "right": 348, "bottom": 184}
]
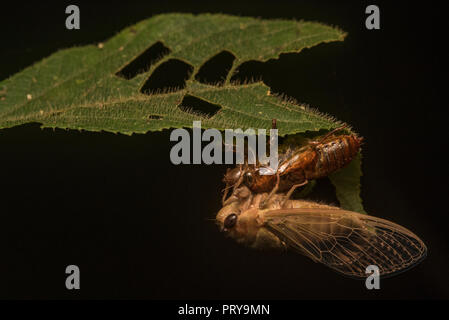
[{"left": 222, "top": 183, "right": 235, "bottom": 205}]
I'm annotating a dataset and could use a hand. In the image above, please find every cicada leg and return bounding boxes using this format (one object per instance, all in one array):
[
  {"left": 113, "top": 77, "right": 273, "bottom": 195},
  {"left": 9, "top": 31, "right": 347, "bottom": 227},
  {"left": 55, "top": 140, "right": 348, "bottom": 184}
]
[
  {"left": 222, "top": 165, "right": 245, "bottom": 205},
  {"left": 232, "top": 164, "right": 245, "bottom": 192},
  {"left": 222, "top": 185, "right": 231, "bottom": 206},
  {"left": 260, "top": 172, "right": 281, "bottom": 209},
  {"left": 281, "top": 180, "right": 308, "bottom": 208}
]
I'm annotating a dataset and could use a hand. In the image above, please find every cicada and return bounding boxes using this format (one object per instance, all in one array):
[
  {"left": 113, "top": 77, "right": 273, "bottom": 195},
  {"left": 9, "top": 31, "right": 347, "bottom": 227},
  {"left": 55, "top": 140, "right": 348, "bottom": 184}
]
[
  {"left": 216, "top": 186, "right": 427, "bottom": 278},
  {"left": 222, "top": 125, "right": 363, "bottom": 207}
]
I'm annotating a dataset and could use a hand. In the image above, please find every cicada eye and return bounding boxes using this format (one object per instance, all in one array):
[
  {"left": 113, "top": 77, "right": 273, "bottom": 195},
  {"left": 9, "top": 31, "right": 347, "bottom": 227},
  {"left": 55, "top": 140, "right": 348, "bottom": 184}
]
[
  {"left": 223, "top": 213, "right": 238, "bottom": 230},
  {"left": 244, "top": 172, "right": 253, "bottom": 185}
]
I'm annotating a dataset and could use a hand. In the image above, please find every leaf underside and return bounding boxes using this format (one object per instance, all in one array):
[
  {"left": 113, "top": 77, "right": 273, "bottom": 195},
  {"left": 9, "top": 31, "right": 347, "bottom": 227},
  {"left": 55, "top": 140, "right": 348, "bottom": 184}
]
[
  {"left": 0, "top": 13, "right": 364, "bottom": 213},
  {"left": 329, "top": 153, "right": 366, "bottom": 214}
]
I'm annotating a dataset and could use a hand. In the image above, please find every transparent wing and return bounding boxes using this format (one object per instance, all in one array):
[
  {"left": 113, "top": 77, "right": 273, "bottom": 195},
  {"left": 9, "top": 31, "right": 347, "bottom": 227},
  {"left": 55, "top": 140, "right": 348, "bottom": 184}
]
[{"left": 264, "top": 208, "right": 427, "bottom": 278}]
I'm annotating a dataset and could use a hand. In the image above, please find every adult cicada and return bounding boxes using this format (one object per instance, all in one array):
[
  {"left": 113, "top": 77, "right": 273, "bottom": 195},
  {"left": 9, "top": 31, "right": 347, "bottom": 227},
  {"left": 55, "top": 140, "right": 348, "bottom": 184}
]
[{"left": 217, "top": 186, "right": 427, "bottom": 278}]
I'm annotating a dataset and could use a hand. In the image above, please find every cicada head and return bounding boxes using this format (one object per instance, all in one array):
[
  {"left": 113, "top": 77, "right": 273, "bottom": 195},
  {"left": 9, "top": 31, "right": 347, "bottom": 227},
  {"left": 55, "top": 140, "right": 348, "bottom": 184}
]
[
  {"left": 216, "top": 199, "right": 283, "bottom": 250},
  {"left": 223, "top": 166, "right": 257, "bottom": 189},
  {"left": 223, "top": 167, "right": 242, "bottom": 186}
]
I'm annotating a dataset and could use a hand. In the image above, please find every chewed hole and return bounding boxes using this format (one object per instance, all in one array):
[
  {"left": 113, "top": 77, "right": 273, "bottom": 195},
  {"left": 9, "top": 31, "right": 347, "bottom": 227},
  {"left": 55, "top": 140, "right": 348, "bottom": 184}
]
[
  {"left": 263, "top": 43, "right": 344, "bottom": 107},
  {"left": 178, "top": 95, "right": 221, "bottom": 118},
  {"left": 116, "top": 41, "right": 171, "bottom": 80},
  {"left": 148, "top": 115, "right": 163, "bottom": 120},
  {"left": 195, "top": 50, "right": 236, "bottom": 85},
  {"left": 140, "top": 59, "right": 194, "bottom": 95},
  {"left": 230, "top": 60, "right": 265, "bottom": 83}
]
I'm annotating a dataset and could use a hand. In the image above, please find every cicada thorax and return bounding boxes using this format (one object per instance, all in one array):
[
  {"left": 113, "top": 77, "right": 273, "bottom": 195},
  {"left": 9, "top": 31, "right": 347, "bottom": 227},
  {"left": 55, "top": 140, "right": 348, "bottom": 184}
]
[
  {"left": 237, "top": 145, "right": 306, "bottom": 193},
  {"left": 243, "top": 167, "right": 277, "bottom": 193}
]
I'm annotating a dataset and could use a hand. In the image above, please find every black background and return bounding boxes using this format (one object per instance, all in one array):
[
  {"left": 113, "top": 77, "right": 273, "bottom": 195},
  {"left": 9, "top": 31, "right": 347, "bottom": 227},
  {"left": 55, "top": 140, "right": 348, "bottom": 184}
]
[{"left": 0, "top": 1, "right": 447, "bottom": 300}]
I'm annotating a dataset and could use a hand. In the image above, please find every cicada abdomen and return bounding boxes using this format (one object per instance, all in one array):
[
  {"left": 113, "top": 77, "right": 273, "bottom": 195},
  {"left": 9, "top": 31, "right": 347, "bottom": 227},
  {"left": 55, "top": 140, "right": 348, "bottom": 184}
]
[{"left": 307, "top": 133, "right": 363, "bottom": 180}]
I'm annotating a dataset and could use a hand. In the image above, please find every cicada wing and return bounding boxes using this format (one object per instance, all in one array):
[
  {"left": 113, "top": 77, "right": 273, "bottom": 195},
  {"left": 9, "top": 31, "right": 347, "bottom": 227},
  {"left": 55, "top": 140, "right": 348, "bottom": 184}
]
[{"left": 264, "top": 208, "right": 427, "bottom": 278}]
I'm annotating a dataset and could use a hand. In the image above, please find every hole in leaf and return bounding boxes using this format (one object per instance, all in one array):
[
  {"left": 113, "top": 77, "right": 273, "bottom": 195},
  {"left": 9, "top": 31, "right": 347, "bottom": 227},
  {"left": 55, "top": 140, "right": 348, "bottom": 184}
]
[
  {"left": 116, "top": 41, "right": 171, "bottom": 80},
  {"left": 195, "top": 50, "right": 236, "bottom": 85},
  {"left": 230, "top": 60, "right": 265, "bottom": 83},
  {"left": 178, "top": 95, "right": 221, "bottom": 118},
  {"left": 140, "top": 59, "right": 194, "bottom": 95},
  {"left": 148, "top": 115, "right": 163, "bottom": 120},
  {"left": 263, "top": 43, "right": 344, "bottom": 109}
]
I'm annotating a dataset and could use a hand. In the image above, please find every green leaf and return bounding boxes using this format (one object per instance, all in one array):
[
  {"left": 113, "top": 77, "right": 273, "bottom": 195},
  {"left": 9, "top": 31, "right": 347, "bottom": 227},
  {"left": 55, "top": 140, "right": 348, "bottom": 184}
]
[
  {"left": 0, "top": 13, "right": 363, "bottom": 213},
  {"left": 0, "top": 13, "right": 345, "bottom": 135},
  {"left": 329, "top": 153, "right": 366, "bottom": 214},
  {"left": 296, "top": 180, "right": 317, "bottom": 198}
]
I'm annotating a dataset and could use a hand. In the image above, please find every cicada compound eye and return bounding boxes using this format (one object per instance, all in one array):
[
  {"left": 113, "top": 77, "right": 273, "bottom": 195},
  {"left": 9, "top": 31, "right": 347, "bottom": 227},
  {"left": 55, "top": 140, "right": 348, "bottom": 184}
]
[
  {"left": 223, "top": 213, "right": 238, "bottom": 231},
  {"left": 244, "top": 172, "right": 253, "bottom": 185}
]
